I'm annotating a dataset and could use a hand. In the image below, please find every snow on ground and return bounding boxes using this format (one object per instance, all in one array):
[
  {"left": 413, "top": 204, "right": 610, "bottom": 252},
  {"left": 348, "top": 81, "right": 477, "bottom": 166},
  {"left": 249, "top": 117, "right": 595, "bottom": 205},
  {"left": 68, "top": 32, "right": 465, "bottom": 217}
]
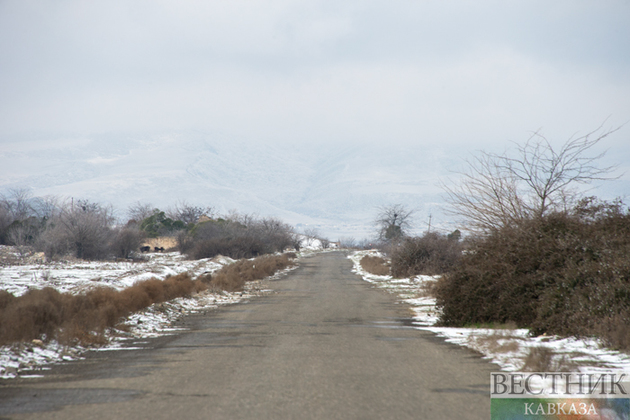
[
  {"left": 349, "top": 250, "right": 630, "bottom": 375},
  {"left": 0, "top": 246, "right": 297, "bottom": 379},
  {"left": 0, "top": 247, "right": 235, "bottom": 297}
]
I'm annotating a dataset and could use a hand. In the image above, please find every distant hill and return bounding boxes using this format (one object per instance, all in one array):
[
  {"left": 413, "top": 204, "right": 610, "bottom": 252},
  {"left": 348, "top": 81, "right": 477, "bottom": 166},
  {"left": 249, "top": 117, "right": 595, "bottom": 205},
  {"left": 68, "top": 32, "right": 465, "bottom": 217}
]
[{"left": 0, "top": 131, "right": 461, "bottom": 239}]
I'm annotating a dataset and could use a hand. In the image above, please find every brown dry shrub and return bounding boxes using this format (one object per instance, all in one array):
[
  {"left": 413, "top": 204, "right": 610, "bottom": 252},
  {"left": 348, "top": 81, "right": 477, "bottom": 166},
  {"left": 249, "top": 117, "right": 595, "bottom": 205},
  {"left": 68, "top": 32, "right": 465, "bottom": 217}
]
[
  {"left": 0, "top": 254, "right": 296, "bottom": 346},
  {"left": 390, "top": 232, "right": 462, "bottom": 277},
  {"left": 117, "top": 286, "right": 151, "bottom": 314},
  {"left": 185, "top": 216, "right": 295, "bottom": 259},
  {"left": 466, "top": 330, "right": 521, "bottom": 355},
  {"left": 207, "top": 253, "right": 296, "bottom": 292},
  {"left": 360, "top": 255, "right": 390, "bottom": 276},
  {"left": 190, "top": 237, "right": 266, "bottom": 260},
  {"left": 0, "top": 288, "right": 67, "bottom": 344},
  {"left": 435, "top": 198, "right": 630, "bottom": 348},
  {"left": 420, "top": 278, "right": 439, "bottom": 297},
  {"left": 161, "top": 273, "right": 197, "bottom": 300},
  {"left": 136, "top": 279, "right": 165, "bottom": 303},
  {"left": 0, "top": 273, "right": 205, "bottom": 346},
  {"left": 520, "top": 347, "right": 577, "bottom": 372}
]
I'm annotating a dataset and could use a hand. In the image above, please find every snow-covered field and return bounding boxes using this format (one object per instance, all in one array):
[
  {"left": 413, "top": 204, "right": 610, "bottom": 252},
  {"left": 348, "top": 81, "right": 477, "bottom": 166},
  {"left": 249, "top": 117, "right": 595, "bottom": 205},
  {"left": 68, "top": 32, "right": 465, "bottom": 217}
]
[
  {"left": 0, "top": 246, "right": 297, "bottom": 379},
  {"left": 349, "top": 250, "right": 630, "bottom": 375},
  {"left": 1, "top": 249, "right": 235, "bottom": 297}
]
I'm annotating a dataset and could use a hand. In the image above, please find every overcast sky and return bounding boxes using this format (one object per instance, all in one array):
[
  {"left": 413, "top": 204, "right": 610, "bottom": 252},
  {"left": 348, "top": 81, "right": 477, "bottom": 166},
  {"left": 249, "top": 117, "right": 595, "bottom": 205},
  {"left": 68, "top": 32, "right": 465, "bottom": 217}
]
[{"left": 1, "top": 1, "right": 629, "bottom": 155}]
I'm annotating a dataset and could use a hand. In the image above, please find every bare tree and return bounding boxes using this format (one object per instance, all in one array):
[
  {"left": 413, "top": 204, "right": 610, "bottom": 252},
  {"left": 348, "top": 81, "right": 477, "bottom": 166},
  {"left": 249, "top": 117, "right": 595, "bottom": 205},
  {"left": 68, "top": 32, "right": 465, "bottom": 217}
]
[
  {"left": 0, "top": 188, "right": 41, "bottom": 245},
  {"left": 1, "top": 188, "right": 35, "bottom": 221},
  {"left": 0, "top": 202, "right": 12, "bottom": 244},
  {"left": 7, "top": 224, "right": 37, "bottom": 256},
  {"left": 185, "top": 212, "right": 297, "bottom": 259},
  {"left": 111, "top": 225, "right": 146, "bottom": 259},
  {"left": 36, "top": 222, "right": 69, "bottom": 260},
  {"left": 56, "top": 199, "right": 115, "bottom": 259},
  {"left": 167, "top": 200, "right": 214, "bottom": 225},
  {"left": 32, "top": 195, "right": 61, "bottom": 220},
  {"left": 302, "top": 227, "right": 319, "bottom": 248},
  {"left": 442, "top": 123, "right": 621, "bottom": 233},
  {"left": 375, "top": 204, "right": 414, "bottom": 242},
  {"left": 339, "top": 237, "right": 356, "bottom": 249},
  {"left": 127, "top": 202, "right": 155, "bottom": 224},
  {"left": 255, "top": 217, "right": 295, "bottom": 252}
]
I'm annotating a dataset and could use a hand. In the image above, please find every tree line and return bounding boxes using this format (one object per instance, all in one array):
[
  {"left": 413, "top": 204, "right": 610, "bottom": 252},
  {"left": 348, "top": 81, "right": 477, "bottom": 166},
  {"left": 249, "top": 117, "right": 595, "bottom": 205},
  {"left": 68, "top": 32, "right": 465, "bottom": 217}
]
[{"left": 0, "top": 195, "right": 315, "bottom": 261}]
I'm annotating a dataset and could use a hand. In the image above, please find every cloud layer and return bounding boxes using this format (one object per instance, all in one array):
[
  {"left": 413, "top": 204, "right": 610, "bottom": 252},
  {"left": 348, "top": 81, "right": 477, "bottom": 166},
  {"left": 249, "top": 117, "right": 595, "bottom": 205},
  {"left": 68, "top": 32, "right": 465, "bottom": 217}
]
[{"left": 1, "top": 1, "right": 628, "bottom": 148}]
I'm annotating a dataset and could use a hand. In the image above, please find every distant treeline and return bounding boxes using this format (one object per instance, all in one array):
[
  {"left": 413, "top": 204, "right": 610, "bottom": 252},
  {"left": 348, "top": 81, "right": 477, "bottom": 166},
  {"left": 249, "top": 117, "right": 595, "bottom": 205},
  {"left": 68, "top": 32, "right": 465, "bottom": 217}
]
[{"left": 0, "top": 189, "right": 321, "bottom": 261}]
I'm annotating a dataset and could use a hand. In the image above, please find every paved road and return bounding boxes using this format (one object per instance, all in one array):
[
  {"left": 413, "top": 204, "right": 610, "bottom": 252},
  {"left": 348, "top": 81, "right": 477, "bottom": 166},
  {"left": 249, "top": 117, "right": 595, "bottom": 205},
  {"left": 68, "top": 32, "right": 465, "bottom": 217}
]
[{"left": 1, "top": 251, "right": 494, "bottom": 419}]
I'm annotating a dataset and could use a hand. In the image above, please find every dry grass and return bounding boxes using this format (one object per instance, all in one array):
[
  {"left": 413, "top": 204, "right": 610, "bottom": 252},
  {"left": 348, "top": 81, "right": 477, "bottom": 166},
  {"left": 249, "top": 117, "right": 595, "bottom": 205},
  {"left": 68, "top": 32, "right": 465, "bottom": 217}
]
[
  {"left": 419, "top": 278, "right": 439, "bottom": 297},
  {"left": 466, "top": 330, "right": 522, "bottom": 356},
  {"left": 520, "top": 346, "right": 577, "bottom": 372},
  {"left": 0, "top": 253, "right": 296, "bottom": 346},
  {"left": 360, "top": 255, "right": 390, "bottom": 276},
  {"left": 465, "top": 330, "right": 578, "bottom": 372},
  {"left": 202, "top": 253, "right": 296, "bottom": 292}
]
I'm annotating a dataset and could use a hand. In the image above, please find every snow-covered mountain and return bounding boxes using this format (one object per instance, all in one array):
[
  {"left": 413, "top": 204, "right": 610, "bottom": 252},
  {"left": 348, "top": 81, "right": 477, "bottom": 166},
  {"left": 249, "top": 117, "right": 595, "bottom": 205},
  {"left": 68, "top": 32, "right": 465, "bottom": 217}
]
[{"left": 0, "top": 131, "right": 462, "bottom": 239}]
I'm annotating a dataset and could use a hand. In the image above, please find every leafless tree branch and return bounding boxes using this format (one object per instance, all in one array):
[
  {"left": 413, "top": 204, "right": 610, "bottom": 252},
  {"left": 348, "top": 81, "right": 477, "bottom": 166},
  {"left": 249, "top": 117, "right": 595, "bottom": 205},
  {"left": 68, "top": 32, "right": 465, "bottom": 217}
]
[
  {"left": 375, "top": 204, "right": 414, "bottom": 242},
  {"left": 442, "top": 123, "right": 622, "bottom": 233}
]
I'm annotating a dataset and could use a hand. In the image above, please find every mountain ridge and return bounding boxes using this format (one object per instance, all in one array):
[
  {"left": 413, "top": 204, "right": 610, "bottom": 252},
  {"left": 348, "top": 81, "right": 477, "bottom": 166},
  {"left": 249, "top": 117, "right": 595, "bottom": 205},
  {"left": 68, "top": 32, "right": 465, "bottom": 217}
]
[{"left": 0, "top": 131, "right": 450, "bottom": 239}]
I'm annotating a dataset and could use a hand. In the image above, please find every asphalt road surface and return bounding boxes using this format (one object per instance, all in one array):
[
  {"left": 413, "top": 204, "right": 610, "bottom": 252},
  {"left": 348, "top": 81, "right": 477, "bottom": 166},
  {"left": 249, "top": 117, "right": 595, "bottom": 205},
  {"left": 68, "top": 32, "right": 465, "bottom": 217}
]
[{"left": 0, "top": 251, "right": 494, "bottom": 419}]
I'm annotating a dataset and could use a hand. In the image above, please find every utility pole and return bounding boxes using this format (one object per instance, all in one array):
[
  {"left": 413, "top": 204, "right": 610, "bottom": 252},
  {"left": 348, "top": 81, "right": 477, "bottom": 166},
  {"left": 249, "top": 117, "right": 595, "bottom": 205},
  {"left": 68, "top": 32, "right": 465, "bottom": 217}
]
[{"left": 427, "top": 214, "right": 432, "bottom": 233}]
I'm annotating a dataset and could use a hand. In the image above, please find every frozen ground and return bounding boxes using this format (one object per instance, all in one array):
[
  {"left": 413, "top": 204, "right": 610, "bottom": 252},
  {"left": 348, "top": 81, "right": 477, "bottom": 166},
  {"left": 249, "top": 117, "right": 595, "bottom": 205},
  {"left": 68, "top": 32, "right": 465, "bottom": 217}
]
[
  {"left": 349, "top": 250, "right": 630, "bottom": 375},
  {"left": 0, "top": 246, "right": 298, "bottom": 379}
]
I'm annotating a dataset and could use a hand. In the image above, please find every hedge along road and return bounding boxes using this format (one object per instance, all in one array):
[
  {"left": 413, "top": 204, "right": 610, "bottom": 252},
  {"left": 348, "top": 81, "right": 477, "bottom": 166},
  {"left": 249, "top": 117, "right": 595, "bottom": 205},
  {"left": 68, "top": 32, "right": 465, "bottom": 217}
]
[{"left": 0, "top": 251, "right": 494, "bottom": 420}]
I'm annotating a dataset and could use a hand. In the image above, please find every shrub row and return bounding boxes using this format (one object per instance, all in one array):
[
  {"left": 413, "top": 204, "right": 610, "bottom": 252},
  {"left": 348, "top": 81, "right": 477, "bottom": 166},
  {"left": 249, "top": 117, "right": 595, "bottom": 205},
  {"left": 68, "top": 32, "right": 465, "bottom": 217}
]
[
  {"left": 0, "top": 253, "right": 297, "bottom": 346},
  {"left": 184, "top": 216, "right": 296, "bottom": 260},
  {"left": 390, "top": 232, "right": 462, "bottom": 277},
  {"left": 199, "top": 253, "right": 296, "bottom": 292},
  {"left": 359, "top": 255, "right": 390, "bottom": 276},
  {"left": 434, "top": 198, "right": 630, "bottom": 349},
  {"left": 0, "top": 273, "right": 201, "bottom": 346},
  {"left": 189, "top": 236, "right": 267, "bottom": 260}
]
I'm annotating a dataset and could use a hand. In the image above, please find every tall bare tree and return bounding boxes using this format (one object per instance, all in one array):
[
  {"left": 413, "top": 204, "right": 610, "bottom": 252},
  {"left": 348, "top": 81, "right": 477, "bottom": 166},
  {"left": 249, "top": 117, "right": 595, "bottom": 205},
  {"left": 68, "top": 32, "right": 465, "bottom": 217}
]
[
  {"left": 442, "top": 123, "right": 621, "bottom": 233},
  {"left": 56, "top": 199, "right": 115, "bottom": 259},
  {"left": 0, "top": 188, "right": 40, "bottom": 245},
  {"left": 375, "top": 204, "right": 414, "bottom": 242},
  {"left": 32, "top": 195, "right": 61, "bottom": 220},
  {"left": 0, "top": 187, "right": 35, "bottom": 221}
]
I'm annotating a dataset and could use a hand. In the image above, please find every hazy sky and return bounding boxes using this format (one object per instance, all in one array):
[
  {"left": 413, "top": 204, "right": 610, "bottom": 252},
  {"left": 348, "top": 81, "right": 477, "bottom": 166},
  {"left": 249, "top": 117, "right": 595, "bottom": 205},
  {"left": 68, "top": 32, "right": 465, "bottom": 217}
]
[{"left": 1, "top": 1, "right": 629, "bottom": 154}]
